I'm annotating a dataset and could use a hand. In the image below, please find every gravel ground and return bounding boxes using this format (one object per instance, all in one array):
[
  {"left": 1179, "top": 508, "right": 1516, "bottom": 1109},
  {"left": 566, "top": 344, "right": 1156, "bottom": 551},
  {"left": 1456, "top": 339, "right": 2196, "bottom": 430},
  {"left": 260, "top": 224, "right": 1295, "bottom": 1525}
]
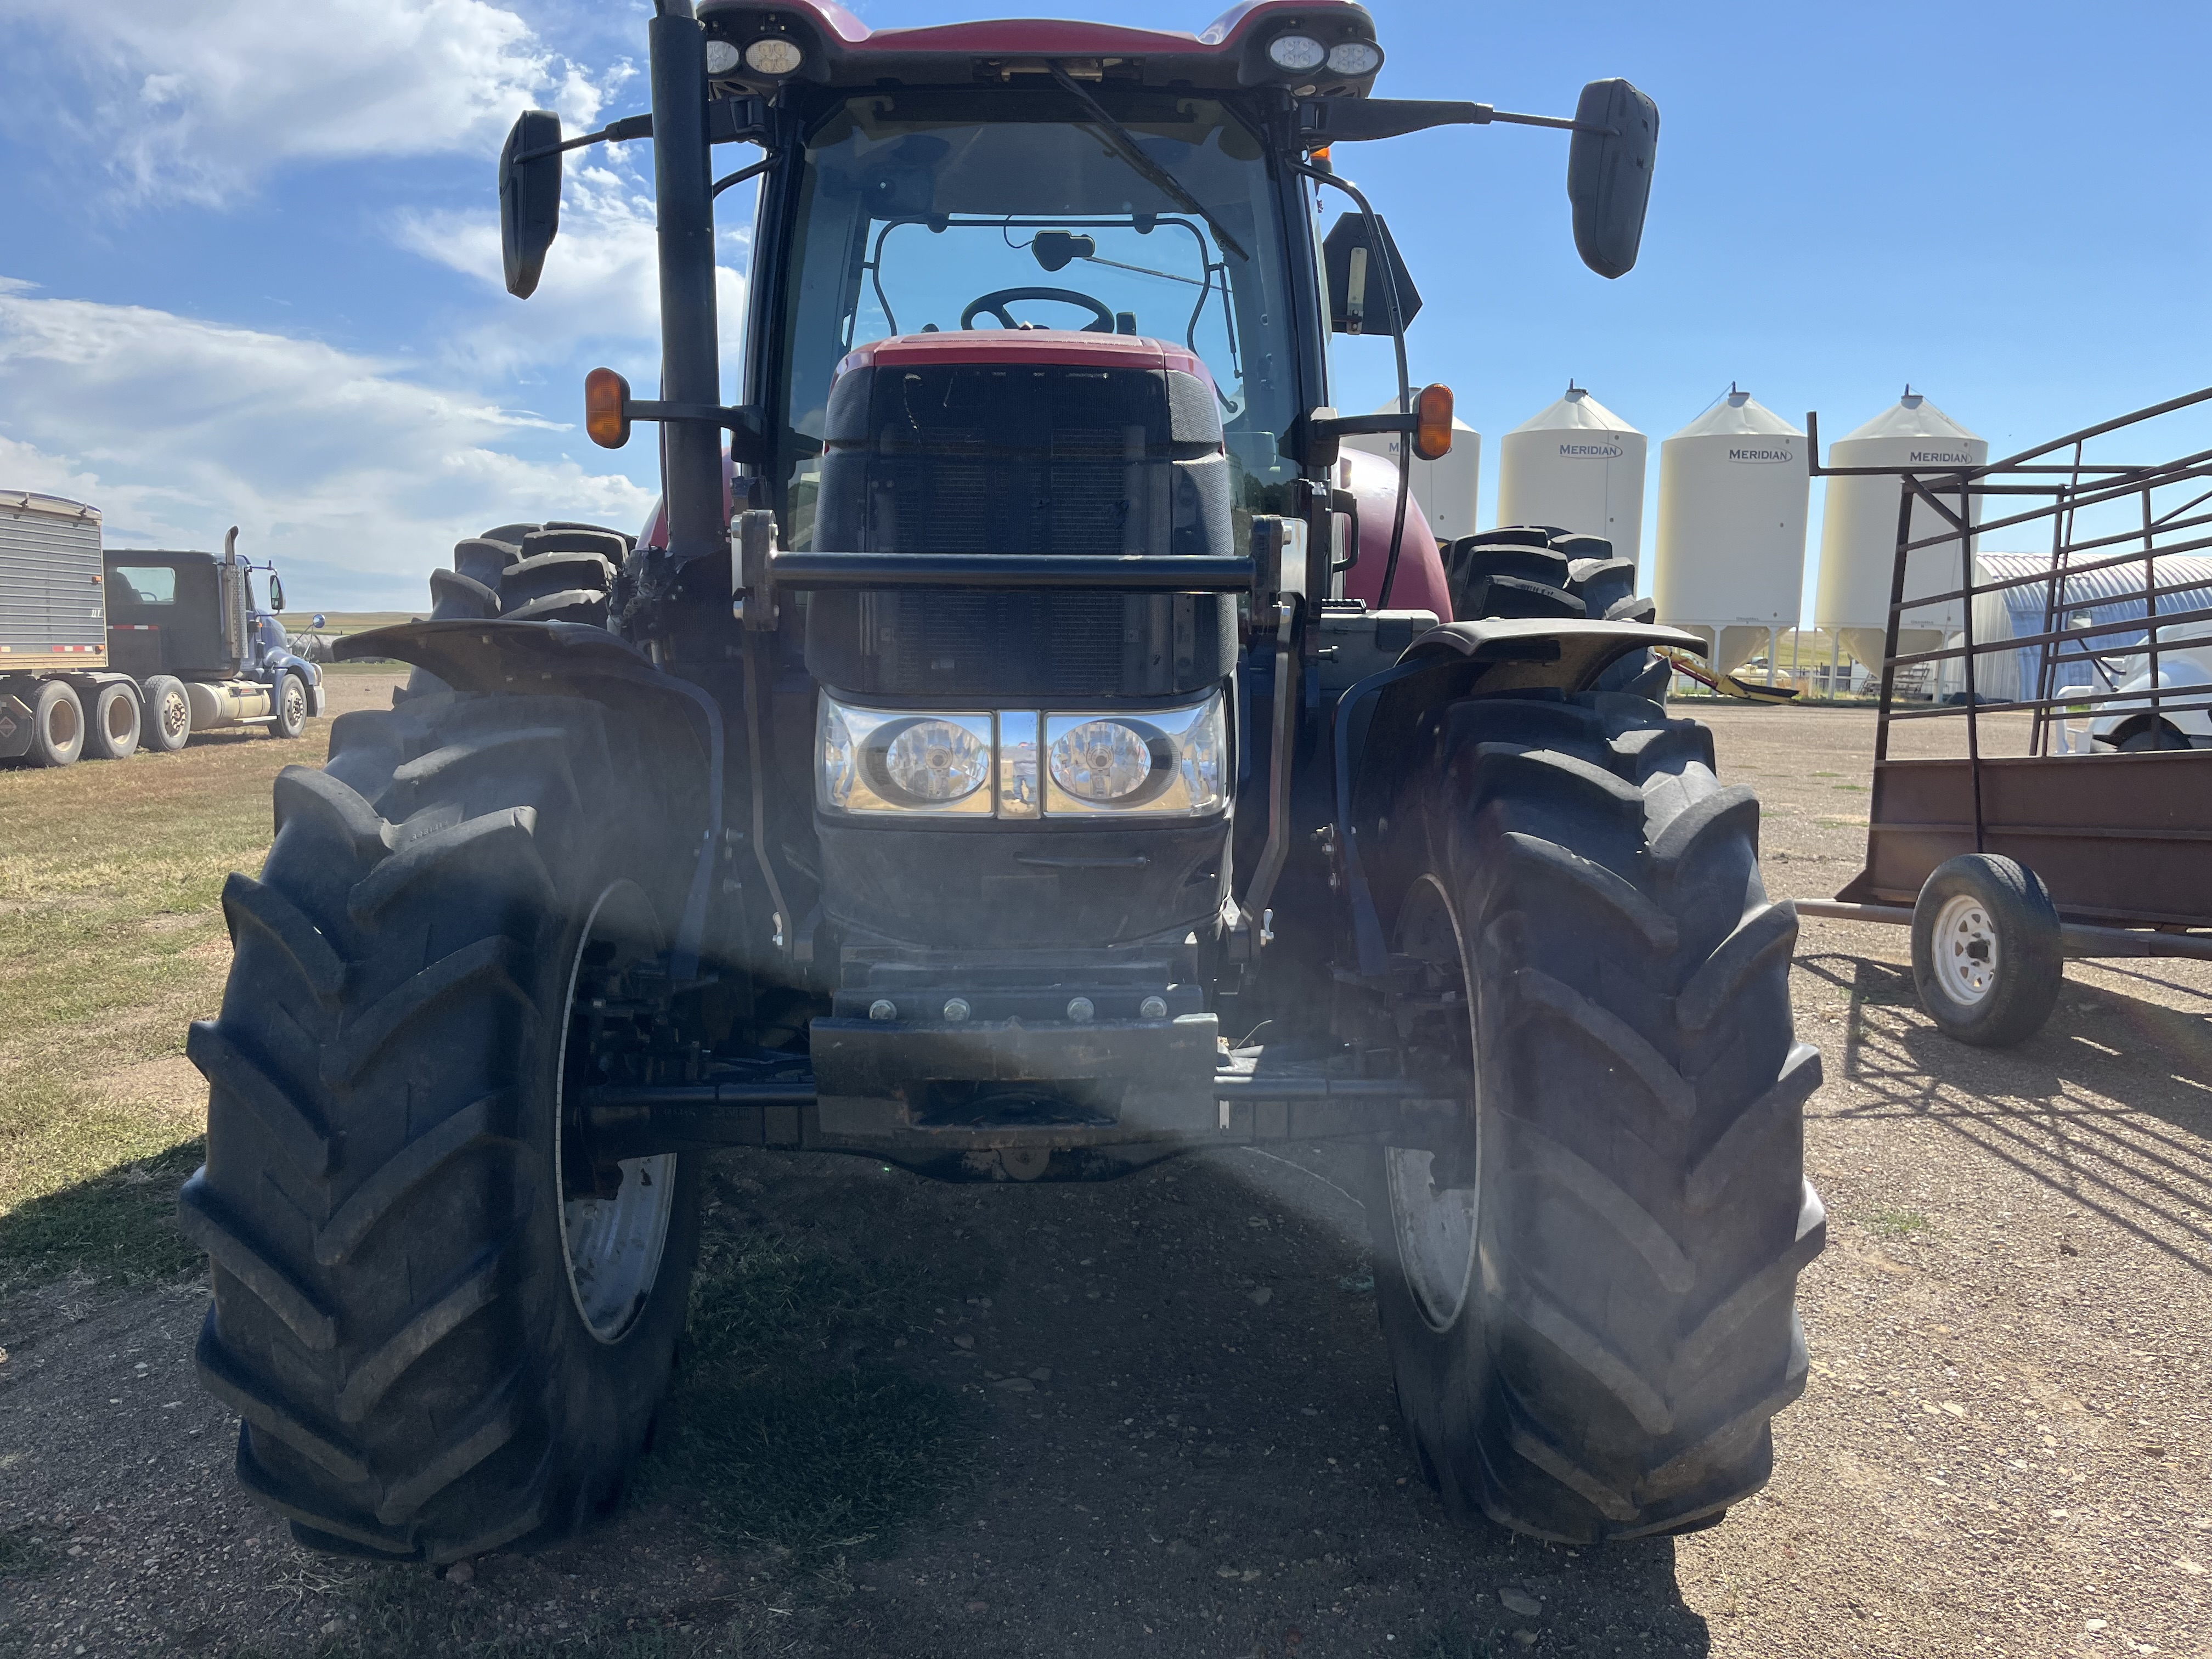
[{"left": 2, "top": 695, "right": 2208, "bottom": 1658}]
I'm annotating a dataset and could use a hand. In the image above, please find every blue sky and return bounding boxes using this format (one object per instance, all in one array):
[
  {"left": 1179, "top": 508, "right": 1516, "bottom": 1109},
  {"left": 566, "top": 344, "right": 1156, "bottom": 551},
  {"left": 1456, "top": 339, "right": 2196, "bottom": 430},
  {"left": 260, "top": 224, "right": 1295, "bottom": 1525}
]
[{"left": 2, "top": 0, "right": 2207, "bottom": 610}]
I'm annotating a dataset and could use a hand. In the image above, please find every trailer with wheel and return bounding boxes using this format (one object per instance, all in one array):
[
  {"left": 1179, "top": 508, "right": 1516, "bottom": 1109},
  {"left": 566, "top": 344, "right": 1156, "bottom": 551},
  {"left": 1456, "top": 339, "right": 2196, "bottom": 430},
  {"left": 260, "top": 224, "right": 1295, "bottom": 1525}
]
[
  {"left": 1799, "top": 387, "right": 2212, "bottom": 1044},
  {"left": 1, "top": 494, "right": 325, "bottom": 765}
]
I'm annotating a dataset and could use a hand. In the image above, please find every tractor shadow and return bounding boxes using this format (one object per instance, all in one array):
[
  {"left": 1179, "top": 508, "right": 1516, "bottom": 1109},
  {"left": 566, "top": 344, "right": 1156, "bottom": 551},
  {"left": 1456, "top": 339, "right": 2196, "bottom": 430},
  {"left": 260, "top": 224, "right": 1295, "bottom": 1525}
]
[
  {"left": 1797, "top": 950, "right": 2212, "bottom": 1273},
  {"left": 701, "top": 1140, "right": 1714, "bottom": 1656}
]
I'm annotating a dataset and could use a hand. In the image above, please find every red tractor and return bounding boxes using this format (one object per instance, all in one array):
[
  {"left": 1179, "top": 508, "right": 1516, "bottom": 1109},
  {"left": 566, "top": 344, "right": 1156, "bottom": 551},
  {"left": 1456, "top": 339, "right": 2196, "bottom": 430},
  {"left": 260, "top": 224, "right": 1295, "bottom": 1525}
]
[{"left": 185, "top": 0, "right": 1822, "bottom": 1559}]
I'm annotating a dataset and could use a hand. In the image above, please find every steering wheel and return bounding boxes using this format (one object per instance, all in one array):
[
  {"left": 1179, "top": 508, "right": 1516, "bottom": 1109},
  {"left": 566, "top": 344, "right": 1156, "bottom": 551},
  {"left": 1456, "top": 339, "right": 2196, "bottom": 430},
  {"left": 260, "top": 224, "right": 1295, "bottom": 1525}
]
[{"left": 960, "top": 286, "right": 1116, "bottom": 334}]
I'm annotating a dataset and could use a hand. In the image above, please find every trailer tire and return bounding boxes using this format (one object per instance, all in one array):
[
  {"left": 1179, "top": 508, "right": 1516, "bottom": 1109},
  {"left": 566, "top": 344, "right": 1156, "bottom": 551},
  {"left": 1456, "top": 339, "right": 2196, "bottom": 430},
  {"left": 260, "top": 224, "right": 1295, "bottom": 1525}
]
[
  {"left": 1367, "top": 691, "right": 1823, "bottom": 1543},
  {"left": 27, "top": 679, "right": 84, "bottom": 767},
  {"left": 142, "top": 675, "right": 192, "bottom": 753},
  {"left": 270, "top": 671, "right": 308, "bottom": 740},
  {"left": 84, "top": 681, "right": 142, "bottom": 760},
  {"left": 184, "top": 692, "right": 702, "bottom": 1562},
  {"left": 1909, "top": 853, "right": 2062, "bottom": 1048}
]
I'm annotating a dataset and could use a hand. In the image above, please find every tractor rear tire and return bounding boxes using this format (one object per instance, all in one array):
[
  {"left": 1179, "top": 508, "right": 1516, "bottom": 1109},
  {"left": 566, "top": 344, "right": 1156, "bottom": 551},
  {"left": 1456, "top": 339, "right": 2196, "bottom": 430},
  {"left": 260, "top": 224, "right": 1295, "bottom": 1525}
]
[
  {"left": 28, "top": 679, "right": 84, "bottom": 766},
  {"left": 1367, "top": 690, "right": 1824, "bottom": 1542},
  {"left": 183, "top": 690, "right": 701, "bottom": 1562},
  {"left": 141, "top": 675, "right": 192, "bottom": 753},
  {"left": 84, "top": 681, "right": 142, "bottom": 760}
]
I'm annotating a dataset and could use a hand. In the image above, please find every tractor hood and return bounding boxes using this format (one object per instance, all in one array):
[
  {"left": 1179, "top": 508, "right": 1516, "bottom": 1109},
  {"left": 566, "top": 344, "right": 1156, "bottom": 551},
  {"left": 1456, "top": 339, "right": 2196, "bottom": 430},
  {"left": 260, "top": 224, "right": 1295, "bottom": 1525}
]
[{"left": 804, "top": 329, "right": 1238, "bottom": 702}]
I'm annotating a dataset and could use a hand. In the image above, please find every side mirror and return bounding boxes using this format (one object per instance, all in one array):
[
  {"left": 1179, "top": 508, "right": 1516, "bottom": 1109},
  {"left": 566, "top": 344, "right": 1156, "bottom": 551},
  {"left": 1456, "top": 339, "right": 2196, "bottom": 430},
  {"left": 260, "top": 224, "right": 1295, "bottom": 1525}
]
[
  {"left": 267, "top": 574, "right": 285, "bottom": 612},
  {"left": 1321, "top": 211, "right": 1423, "bottom": 336},
  {"left": 500, "top": 109, "right": 563, "bottom": 298},
  {"left": 1567, "top": 79, "right": 1658, "bottom": 279}
]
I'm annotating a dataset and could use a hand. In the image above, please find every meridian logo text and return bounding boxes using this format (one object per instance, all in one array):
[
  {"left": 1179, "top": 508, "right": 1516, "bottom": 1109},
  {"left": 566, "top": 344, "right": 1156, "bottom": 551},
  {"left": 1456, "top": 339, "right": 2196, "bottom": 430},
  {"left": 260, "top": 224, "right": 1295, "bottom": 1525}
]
[
  {"left": 1727, "top": 447, "right": 1794, "bottom": 464},
  {"left": 1909, "top": 450, "right": 1974, "bottom": 465},
  {"left": 1558, "top": 442, "right": 1624, "bottom": 459}
]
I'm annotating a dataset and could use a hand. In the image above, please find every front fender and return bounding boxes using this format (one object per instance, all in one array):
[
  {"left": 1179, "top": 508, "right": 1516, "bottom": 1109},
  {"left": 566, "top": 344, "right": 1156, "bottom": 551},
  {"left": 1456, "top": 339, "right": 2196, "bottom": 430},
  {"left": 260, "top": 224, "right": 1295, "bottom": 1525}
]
[
  {"left": 336, "top": 619, "right": 727, "bottom": 975},
  {"left": 1331, "top": 617, "right": 1704, "bottom": 974}
]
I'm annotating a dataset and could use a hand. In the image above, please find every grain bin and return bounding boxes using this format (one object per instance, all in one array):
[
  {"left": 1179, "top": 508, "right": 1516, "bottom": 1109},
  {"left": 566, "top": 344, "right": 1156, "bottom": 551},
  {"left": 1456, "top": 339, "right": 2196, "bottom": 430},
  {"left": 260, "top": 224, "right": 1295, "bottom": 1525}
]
[
  {"left": 1814, "top": 392, "right": 1988, "bottom": 673},
  {"left": 1652, "top": 388, "right": 1808, "bottom": 676},
  {"left": 1340, "top": 397, "right": 1482, "bottom": 542},
  {"left": 1496, "top": 384, "right": 1646, "bottom": 565}
]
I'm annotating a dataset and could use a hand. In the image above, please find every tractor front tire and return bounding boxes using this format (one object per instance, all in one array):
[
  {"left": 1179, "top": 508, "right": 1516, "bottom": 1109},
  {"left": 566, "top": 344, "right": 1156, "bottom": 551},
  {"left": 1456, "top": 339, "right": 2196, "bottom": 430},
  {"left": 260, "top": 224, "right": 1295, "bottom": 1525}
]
[
  {"left": 183, "top": 690, "right": 700, "bottom": 1561},
  {"left": 1368, "top": 691, "right": 1825, "bottom": 1542},
  {"left": 270, "top": 670, "right": 308, "bottom": 740}
]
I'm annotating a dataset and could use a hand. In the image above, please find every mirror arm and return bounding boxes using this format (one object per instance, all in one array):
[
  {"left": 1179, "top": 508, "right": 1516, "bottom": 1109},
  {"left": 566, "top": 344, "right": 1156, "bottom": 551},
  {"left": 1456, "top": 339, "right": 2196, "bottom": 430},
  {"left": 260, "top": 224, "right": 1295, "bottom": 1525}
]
[
  {"left": 623, "top": 399, "right": 770, "bottom": 465},
  {"left": 511, "top": 111, "right": 654, "bottom": 166},
  {"left": 712, "top": 154, "right": 776, "bottom": 197},
  {"left": 1298, "top": 98, "right": 1614, "bottom": 146}
]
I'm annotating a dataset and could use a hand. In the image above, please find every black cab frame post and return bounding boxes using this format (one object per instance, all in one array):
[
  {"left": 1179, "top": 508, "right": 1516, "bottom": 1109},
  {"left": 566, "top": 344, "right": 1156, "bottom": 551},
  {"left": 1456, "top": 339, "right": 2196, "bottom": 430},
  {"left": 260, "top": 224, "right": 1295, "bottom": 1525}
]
[{"left": 650, "top": 0, "right": 725, "bottom": 566}]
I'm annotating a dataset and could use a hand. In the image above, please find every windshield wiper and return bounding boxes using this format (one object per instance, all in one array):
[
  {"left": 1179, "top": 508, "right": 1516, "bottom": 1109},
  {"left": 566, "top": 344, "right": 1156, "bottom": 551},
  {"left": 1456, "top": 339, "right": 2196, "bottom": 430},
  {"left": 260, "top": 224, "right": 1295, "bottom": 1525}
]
[{"left": 1047, "top": 64, "right": 1250, "bottom": 264}]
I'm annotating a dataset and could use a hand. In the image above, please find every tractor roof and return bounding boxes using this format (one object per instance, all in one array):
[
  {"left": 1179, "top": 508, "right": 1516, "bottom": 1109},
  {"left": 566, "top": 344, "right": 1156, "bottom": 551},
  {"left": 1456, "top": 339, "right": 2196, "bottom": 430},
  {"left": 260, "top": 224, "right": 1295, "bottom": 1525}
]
[
  {"left": 697, "top": 0, "right": 1382, "bottom": 98},
  {"left": 106, "top": 548, "right": 219, "bottom": 566}
]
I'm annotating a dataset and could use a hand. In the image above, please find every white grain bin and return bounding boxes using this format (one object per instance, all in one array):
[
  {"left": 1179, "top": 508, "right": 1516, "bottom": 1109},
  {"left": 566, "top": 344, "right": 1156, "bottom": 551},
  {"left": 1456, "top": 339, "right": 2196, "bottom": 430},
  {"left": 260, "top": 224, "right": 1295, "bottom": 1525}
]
[
  {"left": 1652, "top": 388, "right": 1809, "bottom": 676},
  {"left": 1496, "top": 384, "right": 1646, "bottom": 565},
  {"left": 1340, "top": 398, "right": 1482, "bottom": 543},
  {"left": 1814, "top": 393, "right": 1989, "bottom": 674}
]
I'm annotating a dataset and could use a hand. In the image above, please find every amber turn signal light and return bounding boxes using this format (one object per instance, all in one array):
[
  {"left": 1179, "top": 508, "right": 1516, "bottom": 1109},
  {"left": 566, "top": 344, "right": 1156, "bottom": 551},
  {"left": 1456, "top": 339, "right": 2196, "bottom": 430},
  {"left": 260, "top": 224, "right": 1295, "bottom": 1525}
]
[
  {"left": 585, "top": 367, "right": 631, "bottom": 449},
  {"left": 1412, "top": 382, "right": 1454, "bottom": 462}
]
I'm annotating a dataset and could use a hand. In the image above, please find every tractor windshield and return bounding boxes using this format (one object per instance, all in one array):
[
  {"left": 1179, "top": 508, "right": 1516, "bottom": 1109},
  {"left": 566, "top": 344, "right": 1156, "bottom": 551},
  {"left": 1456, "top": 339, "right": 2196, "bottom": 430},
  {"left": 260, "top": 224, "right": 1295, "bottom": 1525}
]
[{"left": 773, "top": 89, "right": 1301, "bottom": 548}]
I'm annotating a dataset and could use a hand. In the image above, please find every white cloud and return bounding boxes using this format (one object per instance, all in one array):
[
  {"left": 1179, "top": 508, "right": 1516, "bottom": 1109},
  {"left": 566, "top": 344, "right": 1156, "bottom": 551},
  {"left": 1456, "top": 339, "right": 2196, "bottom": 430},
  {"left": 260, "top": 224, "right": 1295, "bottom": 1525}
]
[
  {"left": 394, "top": 162, "right": 752, "bottom": 387},
  {"left": 0, "top": 279, "right": 656, "bottom": 608},
  {"left": 7, "top": 0, "right": 625, "bottom": 203}
]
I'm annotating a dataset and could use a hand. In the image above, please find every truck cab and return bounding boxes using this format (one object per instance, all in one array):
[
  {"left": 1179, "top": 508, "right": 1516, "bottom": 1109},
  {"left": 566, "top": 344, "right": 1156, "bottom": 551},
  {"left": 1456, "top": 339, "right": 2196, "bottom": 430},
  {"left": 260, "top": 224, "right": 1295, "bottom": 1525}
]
[{"left": 104, "top": 545, "right": 324, "bottom": 744}]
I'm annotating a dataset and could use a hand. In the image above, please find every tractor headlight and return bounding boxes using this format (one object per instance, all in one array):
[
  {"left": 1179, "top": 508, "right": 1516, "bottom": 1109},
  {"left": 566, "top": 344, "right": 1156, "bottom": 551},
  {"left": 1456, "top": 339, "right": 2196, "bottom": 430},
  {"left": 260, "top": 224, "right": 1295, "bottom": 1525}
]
[
  {"left": 743, "top": 37, "right": 804, "bottom": 76},
  {"left": 1326, "top": 40, "right": 1383, "bottom": 76},
  {"left": 819, "top": 692, "right": 1227, "bottom": 820},
  {"left": 818, "top": 697, "right": 995, "bottom": 815},
  {"left": 1044, "top": 693, "right": 1225, "bottom": 818},
  {"left": 1267, "top": 33, "right": 1328, "bottom": 72},
  {"left": 703, "top": 40, "right": 742, "bottom": 75}
]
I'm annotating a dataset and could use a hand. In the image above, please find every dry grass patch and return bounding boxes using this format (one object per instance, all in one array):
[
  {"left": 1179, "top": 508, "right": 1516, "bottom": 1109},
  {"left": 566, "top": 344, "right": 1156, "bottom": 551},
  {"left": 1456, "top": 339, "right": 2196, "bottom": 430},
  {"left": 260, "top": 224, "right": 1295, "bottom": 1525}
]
[{"left": 0, "top": 724, "right": 332, "bottom": 1282}]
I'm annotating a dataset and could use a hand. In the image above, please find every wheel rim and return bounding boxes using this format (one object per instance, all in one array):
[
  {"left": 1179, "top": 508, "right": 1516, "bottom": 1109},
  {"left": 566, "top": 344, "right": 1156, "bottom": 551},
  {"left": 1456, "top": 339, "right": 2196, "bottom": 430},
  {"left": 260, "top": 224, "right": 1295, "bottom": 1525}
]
[
  {"left": 161, "top": 692, "right": 188, "bottom": 740},
  {"left": 1932, "top": 891, "right": 2000, "bottom": 1007},
  {"left": 104, "top": 692, "right": 134, "bottom": 745},
  {"left": 554, "top": 880, "right": 677, "bottom": 1345},
  {"left": 1385, "top": 875, "right": 1480, "bottom": 1333},
  {"left": 283, "top": 681, "right": 305, "bottom": 729},
  {"left": 46, "top": 695, "right": 79, "bottom": 751}
]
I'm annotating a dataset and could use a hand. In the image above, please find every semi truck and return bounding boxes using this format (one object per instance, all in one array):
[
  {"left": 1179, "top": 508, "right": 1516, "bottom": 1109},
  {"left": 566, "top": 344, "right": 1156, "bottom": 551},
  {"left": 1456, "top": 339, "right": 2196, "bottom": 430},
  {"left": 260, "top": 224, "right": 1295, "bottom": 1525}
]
[{"left": 0, "top": 491, "right": 325, "bottom": 765}]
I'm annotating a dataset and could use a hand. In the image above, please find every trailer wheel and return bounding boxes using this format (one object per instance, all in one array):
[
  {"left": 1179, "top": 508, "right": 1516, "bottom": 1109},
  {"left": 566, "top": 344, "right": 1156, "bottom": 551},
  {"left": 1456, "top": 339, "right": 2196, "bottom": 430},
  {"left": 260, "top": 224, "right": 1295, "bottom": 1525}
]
[
  {"left": 1909, "top": 853, "right": 2062, "bottom": 1047},
  {"left": 27, "top": 680, "right": 84, "bottom": 766},
  {"left": 141, "top": 675, "right": 192, "bottom": 753},
  {"left": 183, "top": 692, "right": 701, "bottom": 1561},
  {"left": 270, "top": 671, "right": 308, "bottom": 740},
  {"left": 83, "top": 681, "right": 142, "bottom": 760},
  {"left": 1367, "top": 691, "right": 1824, "bottom": 1543}
]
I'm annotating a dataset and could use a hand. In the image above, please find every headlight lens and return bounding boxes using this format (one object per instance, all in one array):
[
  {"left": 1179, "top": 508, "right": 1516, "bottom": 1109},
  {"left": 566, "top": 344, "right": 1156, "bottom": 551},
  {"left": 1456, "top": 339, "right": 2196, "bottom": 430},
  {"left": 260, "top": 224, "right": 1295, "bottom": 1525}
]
[
  {"left": 743, "top": 37, "right": 804, "bottom": 75},
  {"left": 882, "top": 718, "right": 990, "bottom": 803},
  {"left": 1045, "top": 693, "right": 1225, "bottom": 817},
  {"left": 1326, "top": 40, "right": 1383, "bottom": 76},
  {"left": 1049, "top": 720, "right": 1156, "bottom": 803},
  {"left": 703, "top": 40, "right": 742, "bottom": 75},
  {"left": 819, "top": 693, "right": 1224, "bottom": 819},
  {"left": 1267, "top": 33, "right": 1327, "bottom": 71},
  {"left": 817, "top": 697, "right": 995, "bottom": 815}
]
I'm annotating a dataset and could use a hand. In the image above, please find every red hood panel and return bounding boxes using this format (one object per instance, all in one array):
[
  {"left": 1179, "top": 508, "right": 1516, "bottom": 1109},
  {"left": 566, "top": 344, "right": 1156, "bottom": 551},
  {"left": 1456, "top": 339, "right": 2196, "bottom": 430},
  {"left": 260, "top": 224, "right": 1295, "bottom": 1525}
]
[{"left": 836, "top": 330, "right": 1217, "bottom": 388}]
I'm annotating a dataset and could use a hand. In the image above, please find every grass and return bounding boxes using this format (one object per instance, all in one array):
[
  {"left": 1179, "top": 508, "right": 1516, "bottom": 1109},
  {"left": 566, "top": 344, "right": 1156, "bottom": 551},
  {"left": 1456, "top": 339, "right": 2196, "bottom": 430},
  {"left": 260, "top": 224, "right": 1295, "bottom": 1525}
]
[
  {"left": 1864, "top": 1207, "right": 1933, "bottom": 1238},
  {"left": 646, "top": 1223, "right": 966, "bottom": 1561},
  {"left": 0, "top": 720, "right": 335, "bottom": 1286}
]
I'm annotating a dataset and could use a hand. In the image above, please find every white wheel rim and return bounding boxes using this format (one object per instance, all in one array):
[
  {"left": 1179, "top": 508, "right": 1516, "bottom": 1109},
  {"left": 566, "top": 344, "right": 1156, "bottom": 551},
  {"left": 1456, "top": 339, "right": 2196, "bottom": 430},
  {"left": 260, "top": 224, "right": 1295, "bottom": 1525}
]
[
  {"left": 1933, "top": 891, "right": 2000, "bottom": 1007},
  {"left": 554, "top": 880, "right": 677, "bottom": 1344},
  {"left": 1385, "top": 875, "right": 1479, "bottom": 1333}
]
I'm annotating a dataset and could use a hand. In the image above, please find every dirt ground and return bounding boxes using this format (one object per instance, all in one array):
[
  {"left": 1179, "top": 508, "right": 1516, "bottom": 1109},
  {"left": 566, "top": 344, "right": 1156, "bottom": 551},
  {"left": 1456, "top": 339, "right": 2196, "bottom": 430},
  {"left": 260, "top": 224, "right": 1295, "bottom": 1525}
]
[{"left": 2, "top": 688, "right": 2208, "bottom": 1658}]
